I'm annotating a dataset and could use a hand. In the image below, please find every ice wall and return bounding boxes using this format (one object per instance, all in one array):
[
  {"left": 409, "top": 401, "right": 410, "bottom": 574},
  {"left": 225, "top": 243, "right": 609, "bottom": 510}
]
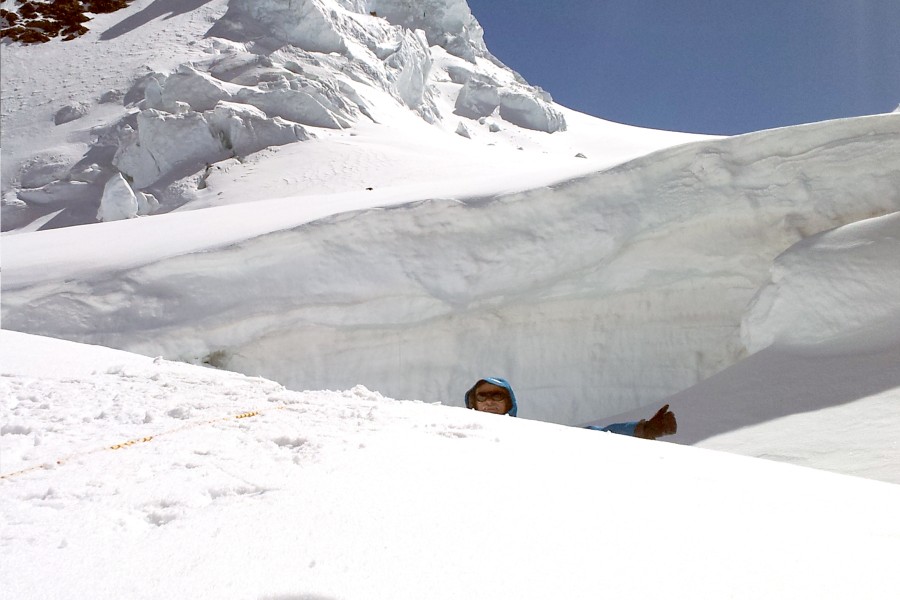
[
  {"left": 742, "top": 211, "right": 900, "bottom": 355},
  {"left": 5, "top": 115, "right": 899, "bottom": 424}
]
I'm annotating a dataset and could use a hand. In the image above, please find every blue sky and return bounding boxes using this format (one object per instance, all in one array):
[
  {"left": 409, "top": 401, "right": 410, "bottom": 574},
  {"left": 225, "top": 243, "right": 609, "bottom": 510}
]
[{"left": 466, "top": 0, "right": 900, "bottom": 135}]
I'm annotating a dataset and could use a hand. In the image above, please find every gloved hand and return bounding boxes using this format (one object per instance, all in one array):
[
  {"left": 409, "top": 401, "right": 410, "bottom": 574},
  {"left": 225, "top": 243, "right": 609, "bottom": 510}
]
[{"left": 635, "top": 404, "right": 677, "bottom": 440}]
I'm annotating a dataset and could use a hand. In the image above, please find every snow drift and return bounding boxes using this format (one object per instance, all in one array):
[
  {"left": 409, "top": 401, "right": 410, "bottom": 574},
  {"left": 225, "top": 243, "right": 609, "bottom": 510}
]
[
  {"left": 592, "top": 210, "right": 900, "bottom": 484},
  {"left": 2, "top": 329, "right": 899, "bottom": 600},
  {"left": 742, "top": 211, "right": 900, "bottom": 354},
  {"left": 5, "top": 114, "right": 899, "bottom": 425}
]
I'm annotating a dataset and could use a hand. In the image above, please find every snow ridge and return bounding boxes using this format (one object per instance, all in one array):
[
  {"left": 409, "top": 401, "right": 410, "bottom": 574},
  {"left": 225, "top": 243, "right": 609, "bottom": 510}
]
[
  {"left": 742, "top": 211, "right": 900, "bottom": 354},
  {"left": 5, "top": 114, "right": 899, "bottom": 425}
]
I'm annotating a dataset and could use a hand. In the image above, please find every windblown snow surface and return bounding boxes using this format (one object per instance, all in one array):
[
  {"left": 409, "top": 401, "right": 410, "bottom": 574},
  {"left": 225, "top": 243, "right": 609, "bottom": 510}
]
[{"left": 2, "top": 1, "right": 900, "bottom": 598}]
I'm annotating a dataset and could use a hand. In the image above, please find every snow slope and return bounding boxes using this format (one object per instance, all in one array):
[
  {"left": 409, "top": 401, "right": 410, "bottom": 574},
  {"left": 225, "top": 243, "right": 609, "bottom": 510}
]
[
  {"left": 2, "top": 329, "right": 899, "bottom": 600},
  {"left": 5, "top": 113, "right": 899, "bottom": 426},
  {"left": 1, "top": 0, "right": 704, "bottom": 231},
  {"left": 4, "top": 210, "right": 900, "bottom": 599},
  {"left": 589, "top": 210, "right": 900, "bottom": 484},
  {"left": 3, "top": 1, "right": 900, "bottom": 597},
  {"left": 2, "top": 0, "right": 899, "bottom": 427}
]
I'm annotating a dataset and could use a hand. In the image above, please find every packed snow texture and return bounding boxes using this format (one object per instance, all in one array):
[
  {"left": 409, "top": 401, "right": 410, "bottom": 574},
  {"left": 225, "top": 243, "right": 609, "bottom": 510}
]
[
  {"left": 742, "top": 211, "right": 900, "bottom": 354},
  {"left": 3, "top": 2, "right": 900, "bottom": 597},
  {"left": 592, "top": 210, "right": 900, "bottom": 484},
  {"left": 5, "top": 114, "right": 899, "bottom": 425},
  {"left": 2, "top": 330, "right": 899, "bottom": 600}
]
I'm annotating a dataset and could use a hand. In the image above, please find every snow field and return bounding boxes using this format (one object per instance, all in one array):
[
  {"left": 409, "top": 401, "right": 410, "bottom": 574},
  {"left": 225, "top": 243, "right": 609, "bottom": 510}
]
[
  {"left": 2, "top": 331, "right": 899, "bottom": 600},
  {"left": 2, "top": 1, "right": 900, "bottom": 597}
]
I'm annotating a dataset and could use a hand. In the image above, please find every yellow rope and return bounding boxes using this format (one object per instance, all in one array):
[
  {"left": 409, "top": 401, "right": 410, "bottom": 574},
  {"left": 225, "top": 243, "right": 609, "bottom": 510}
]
[{"left": 0, "top": 406, "right": 286, "bottom": 482}]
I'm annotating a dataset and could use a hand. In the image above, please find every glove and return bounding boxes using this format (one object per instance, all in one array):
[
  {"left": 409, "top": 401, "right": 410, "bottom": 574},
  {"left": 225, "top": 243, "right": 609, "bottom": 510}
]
[{"left": 636, "top": 404, "right": 677, "bottom": 440}]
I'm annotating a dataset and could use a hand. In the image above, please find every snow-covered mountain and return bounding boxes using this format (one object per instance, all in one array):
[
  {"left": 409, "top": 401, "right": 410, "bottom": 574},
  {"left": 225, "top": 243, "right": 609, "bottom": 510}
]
[
  {"left": 3, "top": 0, "right": 899, "bottom": 425},
  {"left": 5, "top": 113, "right": 899, "bottom": 424},
  {"left": 3, "top": 0, "right": 900, "bottom": 422},
  {"left": 3, "top": 1, "right": 900, "bottom": 597},
  {"left": 1, "top": 0, "right": 701, "bottom": 231}
]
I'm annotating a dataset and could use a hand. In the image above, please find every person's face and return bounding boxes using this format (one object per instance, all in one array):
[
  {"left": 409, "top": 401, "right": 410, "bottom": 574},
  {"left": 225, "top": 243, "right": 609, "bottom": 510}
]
[{"left": 472, "top": 382, "right": 511, "bottom": 415}]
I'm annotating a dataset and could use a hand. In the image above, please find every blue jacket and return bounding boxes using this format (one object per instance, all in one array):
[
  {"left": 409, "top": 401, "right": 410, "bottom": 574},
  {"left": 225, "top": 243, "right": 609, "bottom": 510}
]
[
  {"left": 466, "top": 377, "right": 639, "bottom": 435},
  {"left": 585, "top": 422, "right": 639, "bottom": 435}
]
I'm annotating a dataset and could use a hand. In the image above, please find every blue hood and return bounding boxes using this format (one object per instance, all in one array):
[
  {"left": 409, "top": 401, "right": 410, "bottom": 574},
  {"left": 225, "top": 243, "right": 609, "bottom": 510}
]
[{"left": 465, "top": 377, "right": 518, "bottom": 417}]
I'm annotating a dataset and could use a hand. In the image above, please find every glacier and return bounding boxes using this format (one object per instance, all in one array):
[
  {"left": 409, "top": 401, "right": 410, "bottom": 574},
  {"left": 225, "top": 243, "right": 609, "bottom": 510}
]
[
  {"left": 2, "top": 0, "right": 899, "bottom": 426},
  {"left": 4, "top": 113, "right": 899, "bottom": 424}
]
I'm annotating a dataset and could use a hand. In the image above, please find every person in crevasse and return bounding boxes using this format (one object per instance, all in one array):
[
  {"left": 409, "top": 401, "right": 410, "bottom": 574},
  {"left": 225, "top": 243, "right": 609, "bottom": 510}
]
[{"left": 464, "top": 377, "right": 677, "bottom": 440}]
